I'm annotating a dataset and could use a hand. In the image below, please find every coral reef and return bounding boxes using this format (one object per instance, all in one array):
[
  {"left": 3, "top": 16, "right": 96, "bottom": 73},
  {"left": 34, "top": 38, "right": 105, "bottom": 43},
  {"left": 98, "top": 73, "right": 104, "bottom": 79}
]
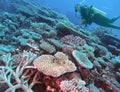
[{"left": 0, "top": 0, "right": 120, "bottom": 92}]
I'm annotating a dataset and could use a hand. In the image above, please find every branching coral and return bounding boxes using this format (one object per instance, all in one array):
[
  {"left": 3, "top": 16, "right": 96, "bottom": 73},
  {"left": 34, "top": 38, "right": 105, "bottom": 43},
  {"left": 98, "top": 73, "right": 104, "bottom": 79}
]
[{"left": 0, "top": 51, "right": 40, "bottom": 92}]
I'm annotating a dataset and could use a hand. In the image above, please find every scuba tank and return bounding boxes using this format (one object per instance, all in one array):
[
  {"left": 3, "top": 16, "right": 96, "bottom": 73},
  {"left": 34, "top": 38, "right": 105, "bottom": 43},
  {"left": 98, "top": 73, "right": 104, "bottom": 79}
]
[
  {"left": 78, "top": 0, "right": 106, "bottom": 15},
  {"left": 92, "top": 7, "right": 106, "bottom": 16}
]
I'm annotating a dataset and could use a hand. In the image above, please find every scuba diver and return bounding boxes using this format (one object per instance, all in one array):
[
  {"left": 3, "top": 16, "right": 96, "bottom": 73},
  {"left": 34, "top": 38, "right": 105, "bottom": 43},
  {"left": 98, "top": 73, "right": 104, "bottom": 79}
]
[{"left": 74, "top": 4, "right": 120, "bottom": 30}]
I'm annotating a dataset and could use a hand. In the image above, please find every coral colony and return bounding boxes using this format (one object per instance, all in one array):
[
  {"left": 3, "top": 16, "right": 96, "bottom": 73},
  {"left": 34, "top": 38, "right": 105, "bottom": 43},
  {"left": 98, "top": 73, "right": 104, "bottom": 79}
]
[{"left": 0, "top": 0, "right": 120, "bottom": 92}]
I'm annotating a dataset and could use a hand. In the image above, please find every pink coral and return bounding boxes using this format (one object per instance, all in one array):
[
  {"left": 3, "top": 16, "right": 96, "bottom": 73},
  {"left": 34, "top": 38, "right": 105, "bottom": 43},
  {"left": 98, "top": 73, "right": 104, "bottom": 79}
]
[
  {"left": 60, "top": 35, "right": 86, "bottom": 46},
  {"left": 62, "top": 45, "right": 74, "bottom": 56},
  {"left": 60, "top": 78, "right": 89, "bottom": 92}
]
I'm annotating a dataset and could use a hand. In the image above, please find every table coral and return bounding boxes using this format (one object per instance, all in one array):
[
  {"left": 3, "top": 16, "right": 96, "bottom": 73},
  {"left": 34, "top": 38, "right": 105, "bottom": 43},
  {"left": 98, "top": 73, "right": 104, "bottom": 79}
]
[
  {"left": 72, "top": 50, "right": 93, "bottom": 69},
  {"left": 40, "top": 40, "right": 56, "bottom": 54}
]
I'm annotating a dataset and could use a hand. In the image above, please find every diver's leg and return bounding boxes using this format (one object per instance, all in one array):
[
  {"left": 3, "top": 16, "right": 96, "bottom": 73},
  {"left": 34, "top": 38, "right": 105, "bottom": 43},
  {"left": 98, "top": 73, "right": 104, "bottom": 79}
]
[
  {"left": 105, "top": 23, "right": 120, "bottom": 30},
  {"left": 109, "top": 16, "right": 120, "bottom": 23}
]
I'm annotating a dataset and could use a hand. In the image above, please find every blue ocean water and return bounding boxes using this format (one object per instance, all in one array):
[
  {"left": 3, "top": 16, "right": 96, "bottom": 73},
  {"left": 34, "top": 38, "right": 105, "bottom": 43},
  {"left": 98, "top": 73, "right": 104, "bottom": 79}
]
[{"left": 38, "top": 0, "right": 120, "bottom": 37}]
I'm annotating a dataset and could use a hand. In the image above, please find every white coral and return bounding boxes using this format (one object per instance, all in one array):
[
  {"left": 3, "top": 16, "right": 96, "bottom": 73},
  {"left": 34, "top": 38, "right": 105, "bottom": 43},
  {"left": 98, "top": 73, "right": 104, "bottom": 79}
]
[{"left": 0, "top": 51, "right": 38, "bottom": 92}]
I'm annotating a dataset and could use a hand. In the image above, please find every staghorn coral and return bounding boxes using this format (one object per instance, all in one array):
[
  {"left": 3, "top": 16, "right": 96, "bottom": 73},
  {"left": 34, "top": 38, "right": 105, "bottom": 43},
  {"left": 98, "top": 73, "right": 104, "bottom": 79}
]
[
  {"left": 33, "top": 52, "right": 76, "bottom": 77},
  {"left": 0, "top": 51, "right": 41, "bottom": 92},
  {"left": 60, "top": 78, "right": 89, "bottom": 92}
]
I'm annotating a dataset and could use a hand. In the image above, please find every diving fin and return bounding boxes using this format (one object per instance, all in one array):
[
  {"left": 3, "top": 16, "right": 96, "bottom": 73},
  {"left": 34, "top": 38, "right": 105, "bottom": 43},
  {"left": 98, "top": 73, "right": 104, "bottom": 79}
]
[
  {"left": 113, "top": 26, "right": 120, "bottom": 30},
  {"left": 110, "top": 16, "right": 120, "bottom": 23},
  {"left": 108, "top": 24, "right": 120, "bottom": 30}
]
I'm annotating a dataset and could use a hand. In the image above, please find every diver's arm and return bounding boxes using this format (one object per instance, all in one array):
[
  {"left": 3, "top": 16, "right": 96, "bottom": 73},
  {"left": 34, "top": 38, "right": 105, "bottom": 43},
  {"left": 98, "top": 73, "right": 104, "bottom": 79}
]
[
  {"left": 80, "top": 5, "right": 94, "bottom": 26},
  {"left": 85, "top": 5, "right": 94, "bottom": 25},
  {"left": 86, "top": 5, "right": 93, "bottom": 15}
]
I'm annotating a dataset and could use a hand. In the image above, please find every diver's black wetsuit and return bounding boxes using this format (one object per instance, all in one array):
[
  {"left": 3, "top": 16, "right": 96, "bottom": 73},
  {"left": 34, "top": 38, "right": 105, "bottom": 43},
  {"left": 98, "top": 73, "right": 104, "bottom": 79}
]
[
  {"left": 80, "top": 5, "right": 120, "bottom": 30},
  {"left": 80, "top": 5, "right": 93, "bottom": 25}
]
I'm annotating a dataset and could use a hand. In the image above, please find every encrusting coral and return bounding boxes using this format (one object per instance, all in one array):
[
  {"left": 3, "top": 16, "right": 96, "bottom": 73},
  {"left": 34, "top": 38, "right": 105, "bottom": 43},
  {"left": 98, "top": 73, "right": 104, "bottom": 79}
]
[{"left": 33, "top": 52, "right": 77, "bottom": 77}]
